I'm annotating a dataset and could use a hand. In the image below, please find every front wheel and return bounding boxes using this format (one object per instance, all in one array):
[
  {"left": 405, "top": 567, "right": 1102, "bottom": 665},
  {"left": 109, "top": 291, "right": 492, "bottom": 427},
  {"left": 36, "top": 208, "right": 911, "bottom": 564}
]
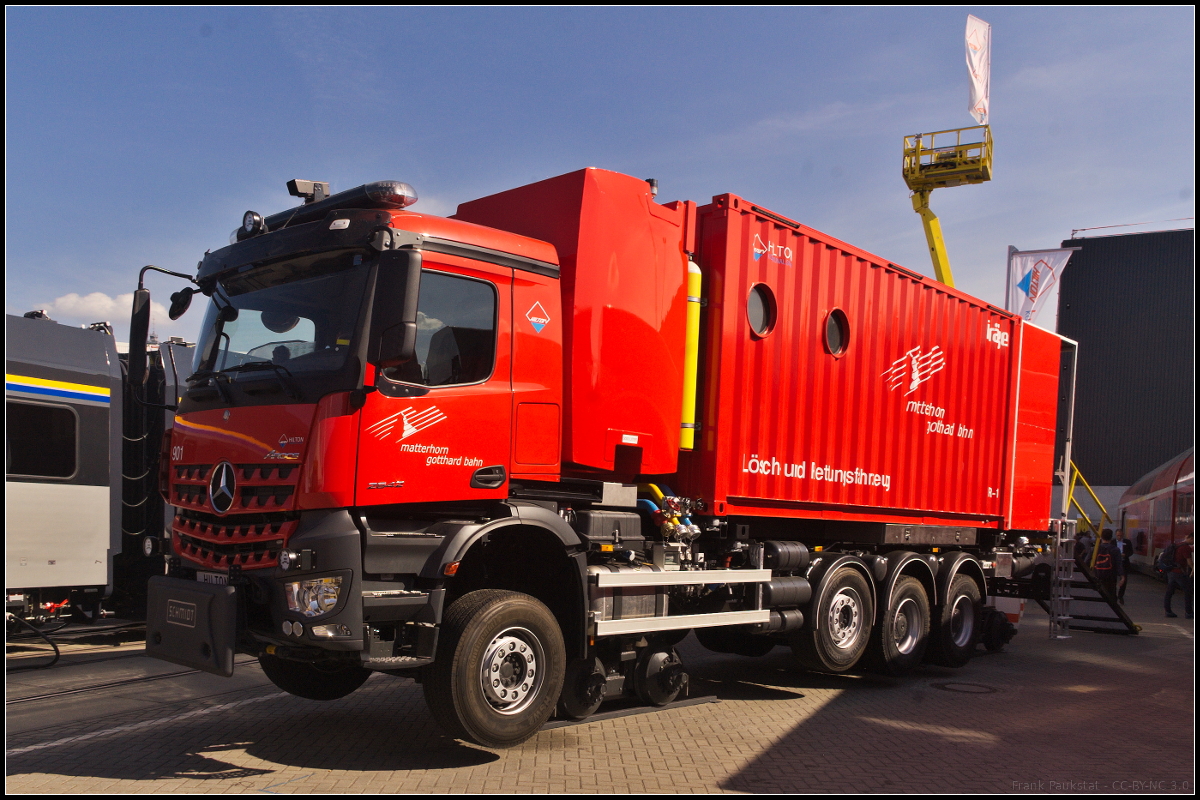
[
  {"left": 424, "top": 590, "right": 565, "bottom": 749},
  {"left": 792, "top": 566, "right": 873, "bottom": 673},
  {"left": 258, "top": 653, "right": 371, "bottom": 701},
  {"left": 927, "top": 574, "right": 982, "bottom": 667}
]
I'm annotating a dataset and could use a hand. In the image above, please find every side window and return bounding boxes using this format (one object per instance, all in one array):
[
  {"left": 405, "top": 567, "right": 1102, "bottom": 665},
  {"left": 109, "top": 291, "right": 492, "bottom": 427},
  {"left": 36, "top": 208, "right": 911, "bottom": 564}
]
[
  {"left": 6, "top": 401, "right": 78, "bottom": 478},
  {"left": 386, "top": 270, "right": 497, "bottom": 387}
]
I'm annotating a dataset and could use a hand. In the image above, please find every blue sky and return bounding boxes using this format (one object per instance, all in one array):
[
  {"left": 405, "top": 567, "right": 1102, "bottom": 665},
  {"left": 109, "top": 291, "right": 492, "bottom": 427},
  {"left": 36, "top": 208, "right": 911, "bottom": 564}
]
[{"left": 6, "top": 7, "right": 1194, "bottom": 342}]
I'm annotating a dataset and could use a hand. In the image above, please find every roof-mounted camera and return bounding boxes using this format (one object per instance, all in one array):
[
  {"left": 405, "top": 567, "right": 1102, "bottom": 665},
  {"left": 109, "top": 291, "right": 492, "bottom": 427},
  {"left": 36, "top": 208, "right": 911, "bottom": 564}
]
[{"left": 287, "top": 179, "right": 331, "bottom": 204}]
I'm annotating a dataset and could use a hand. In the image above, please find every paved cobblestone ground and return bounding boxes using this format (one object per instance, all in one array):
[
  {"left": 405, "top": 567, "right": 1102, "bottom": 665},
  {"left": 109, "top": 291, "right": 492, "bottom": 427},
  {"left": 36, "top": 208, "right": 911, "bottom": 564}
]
[{"left": 6, "top": 573, "right": 1194, "bottom": 793}]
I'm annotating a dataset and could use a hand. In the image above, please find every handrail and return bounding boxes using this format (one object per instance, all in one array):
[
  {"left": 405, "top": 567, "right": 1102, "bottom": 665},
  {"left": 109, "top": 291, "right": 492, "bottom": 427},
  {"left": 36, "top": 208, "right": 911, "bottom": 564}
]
[{"left": 1068, "top": 461, "right": 1115, "bottom": 567}]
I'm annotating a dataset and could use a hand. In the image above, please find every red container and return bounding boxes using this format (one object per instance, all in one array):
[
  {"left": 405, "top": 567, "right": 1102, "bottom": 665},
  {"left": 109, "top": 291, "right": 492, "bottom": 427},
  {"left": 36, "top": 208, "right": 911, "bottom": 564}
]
[{"left": 676, "top": 194, "right": 1061, "bottom": 532}]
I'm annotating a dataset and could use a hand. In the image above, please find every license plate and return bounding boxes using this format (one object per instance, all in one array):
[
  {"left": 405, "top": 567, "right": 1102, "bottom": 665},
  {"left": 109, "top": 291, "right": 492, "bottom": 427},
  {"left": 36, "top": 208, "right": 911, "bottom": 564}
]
[{"left": 196, "top": 571, "right": 228, "bottom": 585}]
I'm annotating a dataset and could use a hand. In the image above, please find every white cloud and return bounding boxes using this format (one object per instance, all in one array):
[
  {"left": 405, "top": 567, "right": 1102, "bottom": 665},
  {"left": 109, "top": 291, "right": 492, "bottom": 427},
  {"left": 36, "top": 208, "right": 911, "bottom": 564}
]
[
  {"left": 41, "top": 291, "right": 154, "bottom": 323},
  {"left": 36, "top": 291, "right": 199, "bottom": 343}
]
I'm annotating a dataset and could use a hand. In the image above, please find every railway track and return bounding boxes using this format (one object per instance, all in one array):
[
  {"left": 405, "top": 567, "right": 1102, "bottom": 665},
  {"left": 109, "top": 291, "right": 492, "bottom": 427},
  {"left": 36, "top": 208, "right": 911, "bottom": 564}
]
[{"left": 6, "top": 657, "right": 260, "bottom": 706}]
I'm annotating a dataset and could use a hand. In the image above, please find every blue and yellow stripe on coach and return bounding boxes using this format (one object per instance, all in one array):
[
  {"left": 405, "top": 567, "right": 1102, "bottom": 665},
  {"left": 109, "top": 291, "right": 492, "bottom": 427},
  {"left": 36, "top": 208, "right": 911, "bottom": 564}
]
[{"left": 5, "top": 374, "right": 111, "bottom": 404}]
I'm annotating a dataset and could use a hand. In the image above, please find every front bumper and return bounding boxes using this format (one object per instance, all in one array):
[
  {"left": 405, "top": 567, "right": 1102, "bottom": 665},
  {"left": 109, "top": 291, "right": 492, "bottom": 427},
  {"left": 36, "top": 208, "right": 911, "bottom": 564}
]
[
  {"left": 150, "top": 508, "right": 448, "bottom": 673},
  {"left": 145, "top": 575, "right": 238, "bottom": 677}
]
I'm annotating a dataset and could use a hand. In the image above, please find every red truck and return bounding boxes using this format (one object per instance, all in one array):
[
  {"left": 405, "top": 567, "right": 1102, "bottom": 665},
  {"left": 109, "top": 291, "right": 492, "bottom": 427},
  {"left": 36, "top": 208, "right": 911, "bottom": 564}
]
[{"left": 145, "top": 168, "right": 1066, "bottom": 748}]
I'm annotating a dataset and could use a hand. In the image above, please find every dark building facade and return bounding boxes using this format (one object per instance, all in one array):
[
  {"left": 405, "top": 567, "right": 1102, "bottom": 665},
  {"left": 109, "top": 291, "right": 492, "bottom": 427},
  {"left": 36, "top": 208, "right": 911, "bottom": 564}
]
[{"left": 1057, "top": 228, "right": 1194, "bottom": 487}]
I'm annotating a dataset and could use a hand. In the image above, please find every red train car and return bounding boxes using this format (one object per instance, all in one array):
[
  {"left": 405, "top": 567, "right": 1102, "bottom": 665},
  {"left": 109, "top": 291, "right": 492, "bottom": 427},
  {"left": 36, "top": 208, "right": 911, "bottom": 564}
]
[{"left": 1119, "top": 449, "right": 1195, "bottom": 573}]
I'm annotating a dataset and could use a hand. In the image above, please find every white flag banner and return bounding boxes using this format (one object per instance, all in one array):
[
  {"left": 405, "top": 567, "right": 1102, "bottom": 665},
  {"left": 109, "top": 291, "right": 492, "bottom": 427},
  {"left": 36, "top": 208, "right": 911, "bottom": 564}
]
[
  {"left": 1007, "top": 249, "right": 1074, "bottom": 330},
  {"left": 966, "top": 15, "right": 991, "bottom": 125}
]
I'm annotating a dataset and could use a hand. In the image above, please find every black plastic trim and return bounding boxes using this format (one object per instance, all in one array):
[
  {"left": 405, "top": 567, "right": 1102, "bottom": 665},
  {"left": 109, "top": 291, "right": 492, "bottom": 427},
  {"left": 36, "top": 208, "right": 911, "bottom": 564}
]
[{"left": 418, "top": 236, "right": 560, "bottom": 278}]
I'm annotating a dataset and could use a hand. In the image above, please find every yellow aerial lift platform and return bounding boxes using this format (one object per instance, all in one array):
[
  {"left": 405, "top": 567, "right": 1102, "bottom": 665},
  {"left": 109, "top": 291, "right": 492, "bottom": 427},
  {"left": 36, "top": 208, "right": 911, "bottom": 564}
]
[{"left": 902, "top": 124, "right": 992, "bottom": 287}]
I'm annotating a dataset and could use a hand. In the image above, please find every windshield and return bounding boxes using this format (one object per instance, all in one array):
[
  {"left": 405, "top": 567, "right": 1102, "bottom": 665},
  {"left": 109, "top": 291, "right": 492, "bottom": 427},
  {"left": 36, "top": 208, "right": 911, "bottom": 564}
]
[{"left": 192, "top": 250, "right": 371, "bottom": 376}]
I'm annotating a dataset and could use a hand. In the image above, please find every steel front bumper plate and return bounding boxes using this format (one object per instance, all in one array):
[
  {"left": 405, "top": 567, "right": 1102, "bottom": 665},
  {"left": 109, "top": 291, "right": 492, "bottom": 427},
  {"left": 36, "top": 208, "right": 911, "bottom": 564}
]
[{"left": 146, "top": 575, "right": 238, "bottom": 677}]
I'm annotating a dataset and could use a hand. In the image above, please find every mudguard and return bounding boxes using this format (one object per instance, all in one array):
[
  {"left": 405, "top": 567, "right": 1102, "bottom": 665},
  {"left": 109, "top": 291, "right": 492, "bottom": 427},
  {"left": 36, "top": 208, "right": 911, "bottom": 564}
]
[
  {"left": 935, "top": 551, "right": 986, "bottom": 605},
  {"left": 416, "top": 501, "right": 584, "bottom": 578},
  {"left": 873, "top": 551, "right": 939, "bottom": 620}
]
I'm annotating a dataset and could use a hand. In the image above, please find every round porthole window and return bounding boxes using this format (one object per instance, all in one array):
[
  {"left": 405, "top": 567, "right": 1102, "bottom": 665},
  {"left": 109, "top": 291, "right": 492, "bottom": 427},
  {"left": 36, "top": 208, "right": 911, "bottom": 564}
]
[
  {"left": 747, "top": 284, "right": 777, "bottom": 338},
  {"left": 825, "top": 308, "right": 849, "bottom": 355}
]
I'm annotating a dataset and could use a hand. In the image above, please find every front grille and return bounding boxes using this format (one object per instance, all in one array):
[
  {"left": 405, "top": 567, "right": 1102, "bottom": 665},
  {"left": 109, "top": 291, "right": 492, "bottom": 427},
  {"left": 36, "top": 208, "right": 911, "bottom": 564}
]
[
  {"left": 171, "top": 509, "right": 299, "bottom": 570},
  {"left": 175, "top": 529, "right": 284, "bottom": 567},
  {"left": 240, "top": 485, "right": 295, "bottom": 508},
  {"left": 171, "top": 461, "right": 301, "bottom": 513}
]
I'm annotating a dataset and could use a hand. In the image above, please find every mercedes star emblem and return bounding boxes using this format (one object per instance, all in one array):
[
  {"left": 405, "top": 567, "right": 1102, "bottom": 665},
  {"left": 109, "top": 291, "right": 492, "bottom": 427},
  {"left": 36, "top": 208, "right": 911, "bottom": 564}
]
[{"left": 209, "top": 461, "right": 237, "bottom": 515}]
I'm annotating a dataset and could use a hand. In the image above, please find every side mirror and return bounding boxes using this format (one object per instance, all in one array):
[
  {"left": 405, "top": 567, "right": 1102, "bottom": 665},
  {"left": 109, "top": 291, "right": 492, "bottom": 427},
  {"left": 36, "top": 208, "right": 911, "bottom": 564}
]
[
  {"left": 168, "top": 287, "right": 195, "bottom": 320},
  {"left": 370, "top": 249, "right": 422, "bottom": 368}
]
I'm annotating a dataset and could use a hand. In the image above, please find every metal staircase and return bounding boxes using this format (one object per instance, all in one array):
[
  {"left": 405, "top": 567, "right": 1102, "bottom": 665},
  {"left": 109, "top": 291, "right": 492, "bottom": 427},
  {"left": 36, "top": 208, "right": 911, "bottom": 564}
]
[{"left": 1040, "top": 463, "right": 1139, "bottom": 635}]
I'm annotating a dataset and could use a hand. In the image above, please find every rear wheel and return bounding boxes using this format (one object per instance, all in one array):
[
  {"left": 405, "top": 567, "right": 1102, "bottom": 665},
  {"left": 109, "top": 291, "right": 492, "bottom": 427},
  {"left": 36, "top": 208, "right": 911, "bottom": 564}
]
[
  {"left": 424, "top": 590, "right": 565, "bottom": 748},
  {"left": 258, "top": 653, "right": 371, "bottom": 701},
  {"left": 927, "top": 574, "right": 981, "bottom": 667},
  {"left": 792, "top": 566, "right": 873, "bottom": 673},
  {"left": 866, "top": 575, "right": 930, "bottom": 676}
]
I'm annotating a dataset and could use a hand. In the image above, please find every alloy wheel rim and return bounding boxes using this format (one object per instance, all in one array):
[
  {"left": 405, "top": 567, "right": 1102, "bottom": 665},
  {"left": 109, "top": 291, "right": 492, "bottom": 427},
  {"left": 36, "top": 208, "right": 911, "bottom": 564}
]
[
  {"left": 480, "top": 626, "right": 545, "bottom": 715},
  {"left": 828, "top": 588, "right": 862, "bottom": 649},
  {"left": 892, "top": 597, "right": 920, "bottom": 655},
  {"left": 949, "top": 595, "right": 975, "bottom": 648}
]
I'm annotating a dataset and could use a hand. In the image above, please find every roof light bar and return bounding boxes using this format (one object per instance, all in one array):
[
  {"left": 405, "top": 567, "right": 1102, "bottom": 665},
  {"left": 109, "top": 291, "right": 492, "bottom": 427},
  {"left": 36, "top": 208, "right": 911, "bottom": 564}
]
[{"left": 257, "top": 180, "right": 419, "bottom": 234}]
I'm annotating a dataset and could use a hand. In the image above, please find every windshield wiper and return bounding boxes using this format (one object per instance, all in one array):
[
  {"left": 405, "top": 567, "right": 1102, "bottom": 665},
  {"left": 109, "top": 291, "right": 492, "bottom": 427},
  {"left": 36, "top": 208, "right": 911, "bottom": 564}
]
[
  {"left": 220, "top": 361, "right": 294, "bottom": 377},
  {"left": 220, "top": 362, "right": 300, "bottom": 399},
  {"left": 185, "top": 369, "right": 234, "bottom": 404}
]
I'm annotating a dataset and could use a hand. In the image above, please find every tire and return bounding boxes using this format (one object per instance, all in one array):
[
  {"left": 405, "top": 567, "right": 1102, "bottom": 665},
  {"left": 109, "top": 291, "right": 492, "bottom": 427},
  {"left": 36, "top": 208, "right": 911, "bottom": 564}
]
[
  {"left": 866, "top": 575, "right": 930, "bottom": 676},
  {"left": 927, "top": 574, "right": 982, "bottom": 667},
  {"left": 423, "top": 589, "right": 565, "bottom": 749},
  {"left": 980, "top": 605, "right": 1016, "bottom": 652},
  {"left": 557, "top": 656, "right": 606, "bottom": 720},
  {"left": 791, "top": 566, "right": 873, "bottom": 673},
  {"left": 258, "top": 653, "right": 371, "bottom": 701}
]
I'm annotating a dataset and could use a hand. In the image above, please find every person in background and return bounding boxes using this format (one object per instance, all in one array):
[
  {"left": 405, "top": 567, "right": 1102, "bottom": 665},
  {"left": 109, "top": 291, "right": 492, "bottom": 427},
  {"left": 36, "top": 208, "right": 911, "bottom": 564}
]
[
  {"left": 1164, "top": 534, "right": 1194, "bottom": 619},
  {"left": 1073, "top": 528, "right": 1092, "bottom": 575},
  {"left": 1114, "top": 528, "right": 1134, "bottom": 604},
  {"left": 1092, "top": 529, "right": 1124, "bottom": 601}
]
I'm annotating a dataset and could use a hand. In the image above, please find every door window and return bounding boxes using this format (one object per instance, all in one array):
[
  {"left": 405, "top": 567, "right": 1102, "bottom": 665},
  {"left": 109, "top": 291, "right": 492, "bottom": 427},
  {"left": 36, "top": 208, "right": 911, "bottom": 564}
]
[{"left": 385, "top": 270, "right": 497, "bottom": 387}]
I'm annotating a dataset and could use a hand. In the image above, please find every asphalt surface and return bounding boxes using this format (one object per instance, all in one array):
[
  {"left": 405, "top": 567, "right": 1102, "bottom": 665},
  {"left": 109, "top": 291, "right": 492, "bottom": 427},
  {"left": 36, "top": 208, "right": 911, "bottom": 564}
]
[{"left": 5, "top": 571, "right": 1194, "bottom": 793}]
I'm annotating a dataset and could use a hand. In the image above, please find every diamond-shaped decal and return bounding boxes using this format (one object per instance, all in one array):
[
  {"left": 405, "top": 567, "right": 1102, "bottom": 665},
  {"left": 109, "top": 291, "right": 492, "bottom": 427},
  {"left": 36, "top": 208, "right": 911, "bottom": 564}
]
[{"left": 526, "top": 301, "right": 551, "bottom": 333}]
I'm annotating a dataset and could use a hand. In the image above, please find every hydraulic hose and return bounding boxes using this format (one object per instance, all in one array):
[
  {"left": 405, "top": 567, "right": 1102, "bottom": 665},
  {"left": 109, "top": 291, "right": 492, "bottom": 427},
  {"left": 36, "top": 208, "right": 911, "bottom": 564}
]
[{"left": 6, "top": 614, "right": 61, "bottom": 671}]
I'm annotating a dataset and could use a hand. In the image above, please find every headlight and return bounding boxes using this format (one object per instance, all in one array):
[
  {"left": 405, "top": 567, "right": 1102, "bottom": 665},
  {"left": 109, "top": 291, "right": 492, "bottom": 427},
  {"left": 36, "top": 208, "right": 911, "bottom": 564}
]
[{"left": 285, "top": 576, "right": 342, "bottom": 617}]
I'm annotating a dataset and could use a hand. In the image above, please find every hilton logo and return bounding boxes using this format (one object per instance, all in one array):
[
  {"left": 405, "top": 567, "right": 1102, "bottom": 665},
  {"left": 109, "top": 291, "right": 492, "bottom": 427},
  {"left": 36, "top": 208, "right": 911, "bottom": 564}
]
[{"left": 166, "top": 599, "right": 197, "bottom": 628}]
